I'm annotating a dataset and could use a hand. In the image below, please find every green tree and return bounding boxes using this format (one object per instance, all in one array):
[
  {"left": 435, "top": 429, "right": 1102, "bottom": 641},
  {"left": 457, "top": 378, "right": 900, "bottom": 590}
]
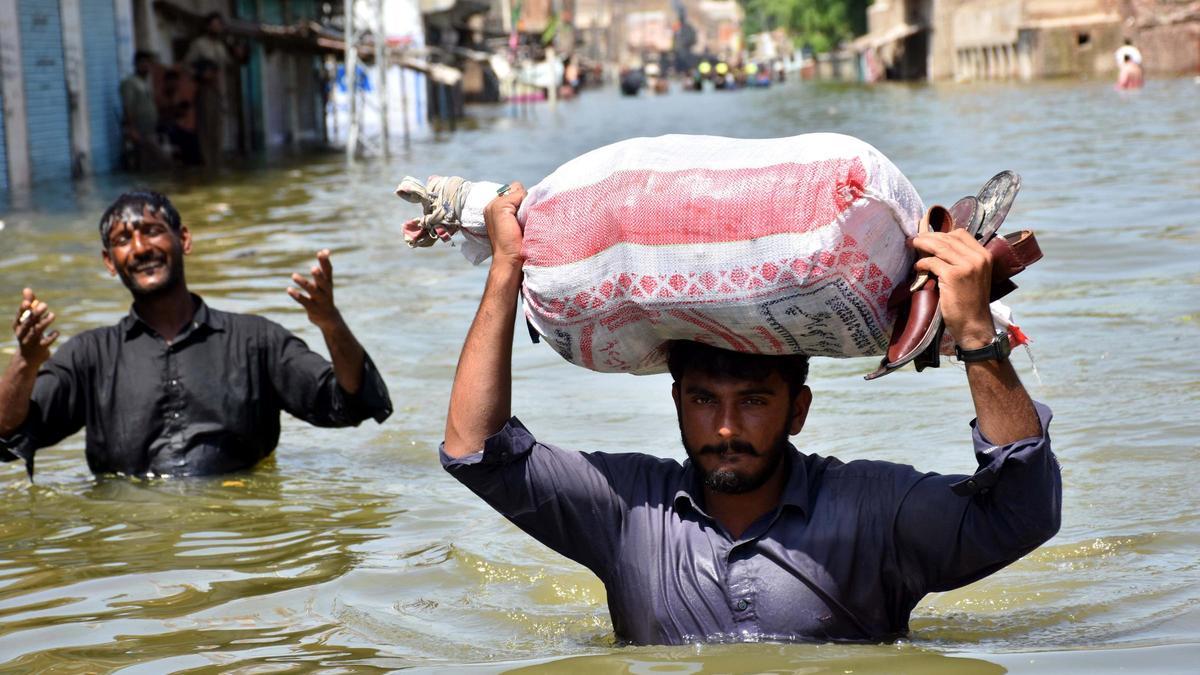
[{"left": 739, "top": 0, "right": 869, "bottom": 53}]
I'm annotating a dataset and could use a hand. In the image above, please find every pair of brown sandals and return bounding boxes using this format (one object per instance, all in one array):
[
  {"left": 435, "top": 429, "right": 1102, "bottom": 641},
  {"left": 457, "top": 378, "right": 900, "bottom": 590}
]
[{"left": 866, "top": 171, "right": 1044, "bottom": 380}]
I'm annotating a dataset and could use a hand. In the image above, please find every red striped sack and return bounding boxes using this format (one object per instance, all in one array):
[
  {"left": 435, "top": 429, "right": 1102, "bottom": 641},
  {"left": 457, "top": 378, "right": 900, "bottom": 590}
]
[{"left": 403, "top": 133, "right": 924, "bottom": 374}]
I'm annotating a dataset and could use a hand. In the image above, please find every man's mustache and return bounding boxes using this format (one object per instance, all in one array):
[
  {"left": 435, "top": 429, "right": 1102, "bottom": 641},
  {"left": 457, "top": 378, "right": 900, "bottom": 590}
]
[
  {"left": 126, "top": 254, "right": 166, "bottom": 272},
  {"left": 696, "top": 439, "right": 759, "bottom": 456}
]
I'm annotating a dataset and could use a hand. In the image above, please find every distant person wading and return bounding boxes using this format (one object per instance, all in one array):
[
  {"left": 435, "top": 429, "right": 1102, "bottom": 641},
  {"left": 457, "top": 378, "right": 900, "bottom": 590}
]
[{"left": 1115, "top": 39, "right": 1145, "bottom": 90}]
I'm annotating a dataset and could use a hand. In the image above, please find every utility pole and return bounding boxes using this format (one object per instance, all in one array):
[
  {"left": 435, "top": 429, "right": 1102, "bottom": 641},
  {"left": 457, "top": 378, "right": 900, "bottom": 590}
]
[
  {"left": 374, "top": 0, "right": 390, "bottom": 157},
  {"left": 344, "top": 0, "right": 358, "bottom": 160},
  {"left": 343, "top": 0, "right": 392, "bottom": 160}
]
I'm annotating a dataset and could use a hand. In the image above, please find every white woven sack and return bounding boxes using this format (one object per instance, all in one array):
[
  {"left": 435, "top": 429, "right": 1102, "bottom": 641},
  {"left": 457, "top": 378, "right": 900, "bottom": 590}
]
[{"left": 406, "top": 133, "right": 925, "bottom": 374}]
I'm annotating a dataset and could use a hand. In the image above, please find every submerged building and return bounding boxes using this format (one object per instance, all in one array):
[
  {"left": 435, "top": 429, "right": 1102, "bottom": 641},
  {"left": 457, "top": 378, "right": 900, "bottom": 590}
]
[
  {"left": 1, "top": 0, "right": 135, "bottom": 197},
  {"left": 860, "top": 0, "right": 1200, "bottom": 81},
  {"left": 0, "top": 0, "right": 437, "bottom": 205}
]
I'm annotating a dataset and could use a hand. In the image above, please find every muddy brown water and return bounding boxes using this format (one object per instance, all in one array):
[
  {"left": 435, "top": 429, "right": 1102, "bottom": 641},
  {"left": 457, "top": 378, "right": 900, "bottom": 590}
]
[{"left": 1, "top": 78, "right": 1197, "bottom": 672}]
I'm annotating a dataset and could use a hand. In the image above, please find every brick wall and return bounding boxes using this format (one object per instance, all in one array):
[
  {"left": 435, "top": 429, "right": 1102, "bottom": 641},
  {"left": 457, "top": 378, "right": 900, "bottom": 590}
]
[{"left": 19, "top": 0, "right": 72, "bottom": 183}]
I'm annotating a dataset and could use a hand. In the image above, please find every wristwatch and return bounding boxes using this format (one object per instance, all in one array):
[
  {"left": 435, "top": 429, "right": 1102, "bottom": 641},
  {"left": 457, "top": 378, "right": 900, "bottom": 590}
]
[{"left": 954, "top": 331, "right": 1012, "bottom": 363}]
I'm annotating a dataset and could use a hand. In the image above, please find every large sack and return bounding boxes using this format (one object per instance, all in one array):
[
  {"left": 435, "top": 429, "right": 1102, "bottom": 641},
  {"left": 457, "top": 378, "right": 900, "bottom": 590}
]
[{"left": 399, "top": 133, "right": 925, "bottom": 374}]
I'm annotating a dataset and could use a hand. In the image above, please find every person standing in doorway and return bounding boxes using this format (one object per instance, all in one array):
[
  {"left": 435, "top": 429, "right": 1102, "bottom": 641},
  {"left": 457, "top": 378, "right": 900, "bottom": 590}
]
[
  {"left": 184, "top": 12, "right": 247, "bottom": 167},
  {"left": 119, "top": 51, "right": 168, "bottom": 170}
]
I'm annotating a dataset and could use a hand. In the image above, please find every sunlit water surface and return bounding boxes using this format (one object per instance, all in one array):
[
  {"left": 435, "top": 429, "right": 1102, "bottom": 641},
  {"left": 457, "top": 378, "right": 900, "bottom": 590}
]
[{"left": 1, "top": 77, "right": 1198, "bottom": 672}]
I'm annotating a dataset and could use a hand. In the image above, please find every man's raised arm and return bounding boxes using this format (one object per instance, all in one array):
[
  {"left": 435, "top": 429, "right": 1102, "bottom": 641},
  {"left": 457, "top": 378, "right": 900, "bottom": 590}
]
[
  {"left": 911, "top": 229, "right": 1041, "bottom": 443},
  {"left": 443, "top": 183, "right": 528, "bottom": 458},
  {"left": 0, "top": 289, "right": 59, "bottom": 437}
]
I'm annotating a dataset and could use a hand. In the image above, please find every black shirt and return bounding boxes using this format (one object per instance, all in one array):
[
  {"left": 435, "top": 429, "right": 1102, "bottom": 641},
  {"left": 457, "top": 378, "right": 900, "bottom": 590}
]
[{"left": 0, "top": 296, "right": 392, "bottom": 477}]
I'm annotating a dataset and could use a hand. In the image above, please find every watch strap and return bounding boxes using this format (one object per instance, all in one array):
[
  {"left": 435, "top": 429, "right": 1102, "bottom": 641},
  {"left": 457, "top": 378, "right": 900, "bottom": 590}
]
[{"left": 955, "top": 332, "right": 1011, "bottom": 363}]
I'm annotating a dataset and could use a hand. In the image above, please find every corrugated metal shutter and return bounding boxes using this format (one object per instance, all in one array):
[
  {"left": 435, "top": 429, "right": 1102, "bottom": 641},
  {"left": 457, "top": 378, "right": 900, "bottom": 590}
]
[
  {"left": 19, "top": 0, "right": 72, "bottom": 183},
  {"left": 0, "top": 84, "right": 8, "bottom": 193},
  {"left": 81, "top": 0, "right": 121, "bottom": 172}
]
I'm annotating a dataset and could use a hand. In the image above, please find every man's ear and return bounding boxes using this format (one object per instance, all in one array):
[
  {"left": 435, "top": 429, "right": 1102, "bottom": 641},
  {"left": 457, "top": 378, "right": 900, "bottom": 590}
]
[
  {"left": 102, "top": 248, "right": 117, "bottom": 277},
  {"left": 789, "top": 385, "right": 813, "bottom": 435},
  {"left": 180, "top": 225, "right": 192, "bottom": 254}
]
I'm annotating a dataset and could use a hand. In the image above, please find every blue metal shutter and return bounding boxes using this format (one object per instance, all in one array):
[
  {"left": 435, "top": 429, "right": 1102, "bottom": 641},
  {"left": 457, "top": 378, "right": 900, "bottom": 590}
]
[
  {"left": 19, "top": 0, "right": 72, "bottom": 183},
  {"left": 81, "top": 0, "right": 121, "bottom": 172},
  {"left": 0, "top": 83, "right": 8, "bottom": 193}
]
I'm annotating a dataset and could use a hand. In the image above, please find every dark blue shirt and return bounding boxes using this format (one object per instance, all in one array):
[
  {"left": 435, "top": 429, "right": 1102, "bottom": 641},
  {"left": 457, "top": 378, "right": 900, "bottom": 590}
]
[
  {"left": 442, "top": 403, "right": 1060, "bottom": 644},
  {"left": 1, "top": 296, "right": 392, "bottom": 477}
]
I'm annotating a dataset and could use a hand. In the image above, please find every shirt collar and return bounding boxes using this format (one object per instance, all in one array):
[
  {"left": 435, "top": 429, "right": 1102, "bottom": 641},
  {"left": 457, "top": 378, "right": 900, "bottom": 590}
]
[
  {"left": 673, "top": 444, "right": 812, "bottom": 520},
  {"left": 121, "top": 294, "right": 223, "bottom": 340}
]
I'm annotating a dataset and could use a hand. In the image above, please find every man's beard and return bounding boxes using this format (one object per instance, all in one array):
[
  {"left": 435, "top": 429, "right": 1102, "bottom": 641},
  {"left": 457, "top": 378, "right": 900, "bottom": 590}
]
[{"left": 683, "top": 419, "right": 792, "bottom": 494}]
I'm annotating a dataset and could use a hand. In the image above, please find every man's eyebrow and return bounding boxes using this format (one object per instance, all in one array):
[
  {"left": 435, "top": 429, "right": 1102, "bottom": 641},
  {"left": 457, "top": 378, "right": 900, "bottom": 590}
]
[
  {"left": 682, "top": 384, "right": 778, "bottom": 397},
  {"left": 734, "top": 387, "right": 778, "bottom": 397}
]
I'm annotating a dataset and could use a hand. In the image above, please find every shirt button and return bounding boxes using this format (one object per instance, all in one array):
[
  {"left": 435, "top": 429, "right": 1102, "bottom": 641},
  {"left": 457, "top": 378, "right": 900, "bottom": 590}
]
[
  {"left": 967, "top": 479, "right": 978, "bottom": 490},
  {"left": 736, "top": 599, "right": 749, "bottom": 611}
]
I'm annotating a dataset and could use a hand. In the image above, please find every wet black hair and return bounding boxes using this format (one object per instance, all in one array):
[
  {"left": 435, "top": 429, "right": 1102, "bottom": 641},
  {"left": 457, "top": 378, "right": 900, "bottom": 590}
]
[
  {"left": 99, "top": 190, "right": 183, "bottom": 248},
  {"left": 203, "top": 11, "right": 223, "bottom": 25},
  {"left": 134, "top": 50, "right": 156, "bottom": 64},
  {"left": 667, "top": 340, "right": 810, "bottom": 400}
]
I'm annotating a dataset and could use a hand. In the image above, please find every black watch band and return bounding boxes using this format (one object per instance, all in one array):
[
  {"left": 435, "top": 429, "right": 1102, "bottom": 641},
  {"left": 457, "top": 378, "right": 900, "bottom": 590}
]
[{"left": 954, "top": 331, "right": 1012, "bottom": 363}]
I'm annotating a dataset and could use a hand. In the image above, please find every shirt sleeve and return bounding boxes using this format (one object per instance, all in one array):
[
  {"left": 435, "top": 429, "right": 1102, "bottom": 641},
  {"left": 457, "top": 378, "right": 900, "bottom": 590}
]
[
  {"left": 440, "top": 419, "right": 629, "bottom": 578},
  {"left": 0, "top": 339, "right": 88, "bottom": 477},
  {"left": 265, "top": 324, "right": 392, "bottom": 427},
  {"left": 892, "top": 401, "right": 1062, "bottom": 596}
]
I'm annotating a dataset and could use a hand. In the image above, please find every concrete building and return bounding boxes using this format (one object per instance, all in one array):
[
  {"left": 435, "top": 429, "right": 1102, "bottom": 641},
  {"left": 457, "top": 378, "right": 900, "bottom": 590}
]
[
  {"left": 693, "top": 0, "right": 743, "bottom": 59},
  {"left": 950, "top": 0, "right": 1124, "bottom": 80},
  {"left": 0, "top": 0, "right": 439, "bottom": 204},
  {"left": 861, "top": 0, "right": 1200, "bottom": 80},
  {"left": 139, "top": 0, "right": 332, "bottom": 154}
]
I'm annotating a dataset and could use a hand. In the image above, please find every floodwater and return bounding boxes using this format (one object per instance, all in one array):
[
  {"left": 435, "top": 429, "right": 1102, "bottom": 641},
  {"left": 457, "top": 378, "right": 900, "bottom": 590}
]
[{"left": 1, "top": 76, "right": 1198, "bottom": 672}]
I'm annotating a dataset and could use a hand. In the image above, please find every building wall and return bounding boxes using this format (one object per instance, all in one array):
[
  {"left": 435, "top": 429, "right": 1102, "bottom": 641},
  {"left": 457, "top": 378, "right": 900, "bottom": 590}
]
[
  {"left": 20, "top": 0, "right": 73, "bottom": 183},
  {"left": 1137, "top": 22, "right": 1200, "bottom": 74},
  {"left": 930, "top": 0, "right": 966, "bottom": 80},
  {"left": 1023, "top": 0, "right": 1115, "bottom": 20},
  {"left": 868, "top": 0, "right": 906, "bottom": 35},
  {"left": 82, "top": 0, "right": 122, "bottom": 172},
  {"left": 1028, "top": 20, "right": 1122, "bottom": 76}
]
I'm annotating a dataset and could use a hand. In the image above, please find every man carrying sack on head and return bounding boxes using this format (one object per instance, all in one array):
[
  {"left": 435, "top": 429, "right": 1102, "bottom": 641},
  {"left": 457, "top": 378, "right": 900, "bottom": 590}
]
[{"left": 435, "top": 178, "right": 1060, "bottom": 644}]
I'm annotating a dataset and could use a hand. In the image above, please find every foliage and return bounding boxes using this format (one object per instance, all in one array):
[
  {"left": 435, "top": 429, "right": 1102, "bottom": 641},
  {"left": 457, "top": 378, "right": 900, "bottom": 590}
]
[{"left": 738, "top": 0, "right": 869, "bottom": 53}]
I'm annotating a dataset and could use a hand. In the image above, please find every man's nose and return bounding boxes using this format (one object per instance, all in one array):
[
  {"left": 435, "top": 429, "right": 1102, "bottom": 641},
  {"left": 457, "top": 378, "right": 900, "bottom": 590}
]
[
  {"left": 130, "top": 231, "right": 149, "bottom": 253},
  {"left": 717, "top": 402, "right": 741, "bottom": 439}
]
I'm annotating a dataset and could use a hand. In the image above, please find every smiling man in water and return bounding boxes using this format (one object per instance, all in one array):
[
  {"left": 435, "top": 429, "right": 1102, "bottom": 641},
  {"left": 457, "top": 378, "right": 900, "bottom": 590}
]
[
  {"left": 439, "top": 183, "right": 1061, "bottom": 643},
  {"left": 0, "top": 190, "right": 392, "bottom": 477}
]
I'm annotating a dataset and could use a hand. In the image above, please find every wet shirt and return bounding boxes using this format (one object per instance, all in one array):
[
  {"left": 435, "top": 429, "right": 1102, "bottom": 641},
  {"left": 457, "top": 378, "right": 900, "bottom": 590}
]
[
  {"left": 441, "top": 403, "right": 1060, "bottom": 644},
  {"left": 0, "top": 297, "right": 392, "bottom": 477}
]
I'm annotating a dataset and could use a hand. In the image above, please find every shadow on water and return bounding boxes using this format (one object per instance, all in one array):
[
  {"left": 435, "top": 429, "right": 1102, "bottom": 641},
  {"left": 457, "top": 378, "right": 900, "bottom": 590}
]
[{"left": 0, "top": 77, "right": 1198, "bottom": 670}]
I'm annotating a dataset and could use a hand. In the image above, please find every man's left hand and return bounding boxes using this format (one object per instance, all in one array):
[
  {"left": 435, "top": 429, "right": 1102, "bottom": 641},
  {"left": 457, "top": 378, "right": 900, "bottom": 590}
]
[
  {"left": 288, "top": 250, "right": 342, "bottom": 331},
  {"left": 912, "top": 230, "right": 995, "bottom": 350}
]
